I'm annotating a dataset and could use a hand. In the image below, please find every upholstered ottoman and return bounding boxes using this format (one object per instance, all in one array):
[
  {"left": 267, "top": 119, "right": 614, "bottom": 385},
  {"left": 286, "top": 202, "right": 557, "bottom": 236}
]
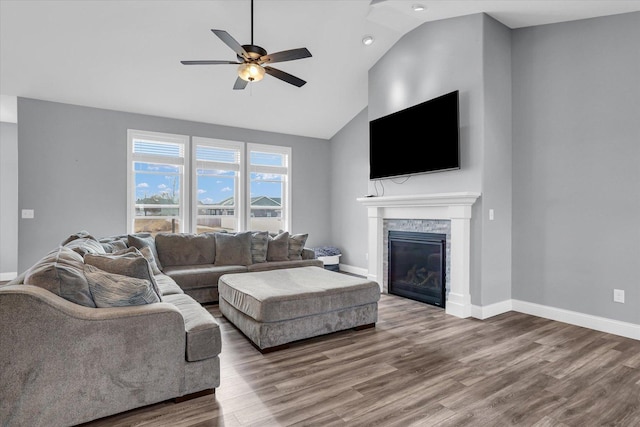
[{"left": 218, "top": 266, "right": 380, "bottom": 352}]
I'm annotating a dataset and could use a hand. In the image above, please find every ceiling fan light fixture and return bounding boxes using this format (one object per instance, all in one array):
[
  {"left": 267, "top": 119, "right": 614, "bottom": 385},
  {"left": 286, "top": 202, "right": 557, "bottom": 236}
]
[{"left": 238, "top": 63, "right": 265, "bottom": 82}]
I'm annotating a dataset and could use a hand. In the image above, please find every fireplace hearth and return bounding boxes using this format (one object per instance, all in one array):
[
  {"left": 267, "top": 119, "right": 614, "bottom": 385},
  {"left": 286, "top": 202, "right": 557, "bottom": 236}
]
[{"left": 388, "top": 231, "right": 446, "bottom": 308}]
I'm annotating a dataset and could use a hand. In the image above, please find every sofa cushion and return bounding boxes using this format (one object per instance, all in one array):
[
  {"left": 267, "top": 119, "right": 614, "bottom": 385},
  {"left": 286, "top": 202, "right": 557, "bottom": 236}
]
[
  {"left": 288, "top": 233, "right": 308, "bottom": 261},
  {"left": 162, "top": 264, "right": 247, "bottom": 291},
  {"left": 84, "top": 264, "right": 160, "bottom": 307},
  {"left": 266, "top": 231, "right": 289, "bottom": 261},
  {"left": 128, "top": 234, "right": 163, "bottom": 271},
  {"left": 247, "top": 258, "right": 324, "bottom": 272},
  {"left": 213, "top": 231, "right": 252, "bottom": 266},
  {"left": 100, "top": 238, "right": 128, "bottom": 253},
  {"left": 162, "top": 293, "right": 222, "bottom": 362},
  {"left": 84, "top": 248, "right": 161, "bottom": 301},
  {"left": 251, "top": 231, "right": 269, "bottom": 263},
  {"left": 154, "top": 273, "right": 184, "bottom": 296},
  {"left": 155, "top": 233, "right": 216, "bottom": 268},
  {"left": 23, "top": 246, "right": 96, "bottom": 307}
]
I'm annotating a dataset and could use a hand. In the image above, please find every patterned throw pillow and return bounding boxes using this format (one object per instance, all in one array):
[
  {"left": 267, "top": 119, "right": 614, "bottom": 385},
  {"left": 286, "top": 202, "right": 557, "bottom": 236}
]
[
  {"left": 288, "top": 233, "right": 308, "bottom": 261},
  {"left": 251, "top": 231, "right": 269, "bottom": 263},
  {"left": 128, "top": 234, "right": 163, "bottom": 270},
  {"left": 213, "top": 231, "right": 253, "bottom": 266},
  {"left": 24, "top": 246, "right": 96, "bottom": 307},
  {"left": 139, "top": 245, "right": 162, "bottom": 275},
  {"left": 84, "top": 248, "right": 162, "bottom": 301},
  {"left": 266, "top": 231, "right": 290, "bottom": 261},
  {"left": 85, "top": 264, "right": 160, "bottom": 307}
]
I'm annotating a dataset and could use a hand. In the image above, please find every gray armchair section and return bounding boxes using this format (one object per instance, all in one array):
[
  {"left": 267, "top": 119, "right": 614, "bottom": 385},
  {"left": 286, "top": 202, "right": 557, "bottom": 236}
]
[{"left": 0, "top": 285, "right": 221, "bottom": 427}]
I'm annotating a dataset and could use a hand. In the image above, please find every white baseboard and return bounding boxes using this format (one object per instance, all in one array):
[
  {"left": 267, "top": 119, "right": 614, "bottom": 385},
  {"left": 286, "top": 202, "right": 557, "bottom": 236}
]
[
  {"left": 470, "top": 299, "right": 639, "bottom": 340},
  {"left": 512, "top": 299, "right": 640, "bottom": 341},
  {"left": 338, "top": 264, "right": 368, "bottom": 277},
  {"left": 0, "top": 272, "right": 17, "bottom": 281}
]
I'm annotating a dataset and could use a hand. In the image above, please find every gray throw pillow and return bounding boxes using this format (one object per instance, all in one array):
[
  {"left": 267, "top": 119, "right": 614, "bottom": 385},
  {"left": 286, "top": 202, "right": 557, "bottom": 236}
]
[
  {"left": 266, "top": 231, "right": 290, "bottom": 262},
  {"left": 288, "top": 233, "right": 308, "bottom": 261},
  {"left": 60, "top": 230, "right": 97, "bottom": 246},
  {"left": 139, "top": 245, "right": 162, "bottom": 275},
  {"left": 214, "top": 231, "right": 253, "bottom": 266},
  {"left": 24, "top": 246, "right": 96, "bottom": 307},
  {"left": 85, "top": 264, "right": 160, "bottom": 307},
  {"left": 64, "top": 237, "right": 106, "bottom": 257},
  {"left": 84, "top": 248, "right": 162, "bottom": 301},
  {"left": 100, "top": 239, "right": 128, "bottom": 253},
  {"left": 128, "top": 234, "right": 163, "bottom": 270},
  {"left": 251, "top": 231, "right": 269, "bottom": 263}
]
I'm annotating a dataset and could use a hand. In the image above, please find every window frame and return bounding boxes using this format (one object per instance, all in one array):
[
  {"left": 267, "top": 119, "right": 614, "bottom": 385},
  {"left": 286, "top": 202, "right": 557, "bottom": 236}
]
[
  {"left": 191, "top": 137, "right": 245, "bottom": 233},
  {"left": 127, "top": 129, "right": 190, "bottom": 234}
]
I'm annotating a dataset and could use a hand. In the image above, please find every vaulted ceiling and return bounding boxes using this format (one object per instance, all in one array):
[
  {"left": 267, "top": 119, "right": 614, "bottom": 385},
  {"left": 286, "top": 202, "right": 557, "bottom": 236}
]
[{"left": 2, "top": 1, "right": 639, "bottom": 138}]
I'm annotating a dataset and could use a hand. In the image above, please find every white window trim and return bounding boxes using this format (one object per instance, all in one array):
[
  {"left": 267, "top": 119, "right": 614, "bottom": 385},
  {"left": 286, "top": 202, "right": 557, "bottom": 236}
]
[
  {"left": 127, "top": 129, "right": 190, "bottom": 233},
  {"left": 247, "top": 143, "right": 292, "bottom": 232},
  {"left": 191, "top": 137, "right": 245, "bottom": 233}
]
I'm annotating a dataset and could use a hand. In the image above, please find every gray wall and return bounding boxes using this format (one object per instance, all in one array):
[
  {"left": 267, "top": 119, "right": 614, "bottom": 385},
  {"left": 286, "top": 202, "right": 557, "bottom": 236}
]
[
  {"left": 512, "top": 12, "right": 640, "bottom": 324},
  {"left": 1, "top": 122, "right": 18, "bottom": 277},
  {"left": 360, "top": 13, "right": 513, "bottom": 306},
  {"left": 17, "top": 98, "right": 332, "bottom": 272},
  {"left": 329, "top": 107, "right": 369, "bottom": 269}
]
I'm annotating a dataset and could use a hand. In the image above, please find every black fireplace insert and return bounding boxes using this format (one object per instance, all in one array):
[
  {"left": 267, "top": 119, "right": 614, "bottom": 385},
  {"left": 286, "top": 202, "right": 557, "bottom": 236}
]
[{"left": 388, "top": 231, "right": 446, "bottom": 307}]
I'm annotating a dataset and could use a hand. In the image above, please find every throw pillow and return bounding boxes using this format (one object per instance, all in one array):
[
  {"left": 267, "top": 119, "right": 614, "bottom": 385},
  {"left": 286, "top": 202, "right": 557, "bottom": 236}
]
[
  {"left": 266, "top": 231, "right": 290, "bottom": 262},
  {"left": 100, "top": 238, "right": 128, "bottom": 253},
  {"left": 85, "top": 264, "right": 160, "bottom": 307},
  {"left": 213, "top": 231, "right": 253, "bottom": 266},
  {"left": 288, "top": 233, "right": 308, "bottom": 261},
  {"left": 64, "top": 237, "right": 106, "bottom": 257},
  {"left": 139, "top": 245, "right": 162, "bottom": 275},
  {"left": 24, "top": 246, "right": 96, "bottom": 307},
  {"left": 251, "top": 231, "right": 269, "bottom": 263},
  {"left": 84, "top": 248, "right": 162, "bottom": 301},
  {"left": 60, "top": 230, "right": 97, "bottom": 246},
  {"left": 128, "top": 234, "right": 163, "bottom": 271}
]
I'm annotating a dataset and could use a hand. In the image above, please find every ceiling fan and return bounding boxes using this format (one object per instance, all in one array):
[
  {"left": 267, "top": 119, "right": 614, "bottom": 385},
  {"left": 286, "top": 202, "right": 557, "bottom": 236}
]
[{"left": 180, "top": 0, "right": 312, "bottom": 90}]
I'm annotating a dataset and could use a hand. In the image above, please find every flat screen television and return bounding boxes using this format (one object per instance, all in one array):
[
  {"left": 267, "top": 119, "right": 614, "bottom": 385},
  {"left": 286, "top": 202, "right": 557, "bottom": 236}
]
[{"left": 369, "top": 90, "right": 460, "bottom": 180}]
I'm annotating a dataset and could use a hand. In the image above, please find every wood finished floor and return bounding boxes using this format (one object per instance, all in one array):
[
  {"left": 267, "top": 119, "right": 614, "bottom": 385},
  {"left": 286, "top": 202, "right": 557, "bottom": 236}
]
[{"left": 80, "top": 294, "right": 640, "bottom": 427}]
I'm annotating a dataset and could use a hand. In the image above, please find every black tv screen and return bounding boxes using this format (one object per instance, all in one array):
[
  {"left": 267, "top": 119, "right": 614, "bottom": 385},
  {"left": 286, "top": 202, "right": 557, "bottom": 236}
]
[{"left": 369, "top": 90, "right": 460, "bottom": 180}]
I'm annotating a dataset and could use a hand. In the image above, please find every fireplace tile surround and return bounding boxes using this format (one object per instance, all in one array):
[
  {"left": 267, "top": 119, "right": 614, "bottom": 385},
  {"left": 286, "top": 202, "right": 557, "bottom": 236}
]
[{"left": 357, "top": 192, "right": 481, "bottom": 318}]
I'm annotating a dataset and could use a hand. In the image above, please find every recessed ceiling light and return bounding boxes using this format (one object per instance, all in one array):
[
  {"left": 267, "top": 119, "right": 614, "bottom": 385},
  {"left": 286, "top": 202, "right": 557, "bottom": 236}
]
[
  {"left": 412, "top": 4, "right": 426, "bottom": 12},
  {"left": 362, "top": 35, "right": 374, "bottom": 46}
]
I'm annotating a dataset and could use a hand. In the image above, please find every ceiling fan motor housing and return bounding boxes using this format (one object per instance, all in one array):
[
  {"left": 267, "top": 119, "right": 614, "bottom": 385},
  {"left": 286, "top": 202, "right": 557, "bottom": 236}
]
[{"left": 240, "top": 45, "right": 268, "bottom": 62}]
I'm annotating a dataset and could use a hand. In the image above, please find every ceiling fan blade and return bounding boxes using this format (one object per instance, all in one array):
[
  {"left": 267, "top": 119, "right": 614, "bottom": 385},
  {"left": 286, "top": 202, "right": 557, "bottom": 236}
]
[
  {"left": 211, "top": 29, "right": 249, "bottom": 60},
  {"left": 180, "top": 60, "right": 242, "bottom": 65},
  {"left": 233, "top": 76, "right": 249, "bottom": 90},
  {"left": 260, "top": 48, "right": 312, "bottom": 64},
  {"left": 264, "top": 66, "right": 307, "bottom": 87}
]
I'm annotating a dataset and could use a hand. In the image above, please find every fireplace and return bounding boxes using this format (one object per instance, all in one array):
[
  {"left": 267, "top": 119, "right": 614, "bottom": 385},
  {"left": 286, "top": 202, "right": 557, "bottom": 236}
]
[{"left": 388, "top": 231, "right": 446, "bottom": 308}]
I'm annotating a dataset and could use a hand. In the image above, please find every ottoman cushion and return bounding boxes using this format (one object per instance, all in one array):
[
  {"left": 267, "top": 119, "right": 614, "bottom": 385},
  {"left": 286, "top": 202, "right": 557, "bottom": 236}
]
[{"left": 218, "top": 266, "right": 380, "bottom": 323}]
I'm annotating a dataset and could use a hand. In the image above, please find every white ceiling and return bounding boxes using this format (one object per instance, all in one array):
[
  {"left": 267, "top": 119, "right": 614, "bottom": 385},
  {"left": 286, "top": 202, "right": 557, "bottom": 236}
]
[{"left": 2, "top": 0, "right": 639, "bottom": 138}]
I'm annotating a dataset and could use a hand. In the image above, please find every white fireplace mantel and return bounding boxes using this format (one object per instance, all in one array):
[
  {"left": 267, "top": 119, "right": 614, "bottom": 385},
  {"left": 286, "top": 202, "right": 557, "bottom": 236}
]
[{"left": 356, "top": 192, "right": 481, "bottom": 318}]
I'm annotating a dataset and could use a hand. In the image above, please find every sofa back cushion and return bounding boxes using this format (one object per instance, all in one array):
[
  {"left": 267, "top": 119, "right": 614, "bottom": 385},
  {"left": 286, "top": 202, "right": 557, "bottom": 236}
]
[
  {"left": 155, "top": 233, "right": 216, "bottom": 267},
  {"left": 214, "top": 231, "right": 253, "bottom": 266},
  {"left": 23, "top": 246, "right": 96, "bottom": 307}
]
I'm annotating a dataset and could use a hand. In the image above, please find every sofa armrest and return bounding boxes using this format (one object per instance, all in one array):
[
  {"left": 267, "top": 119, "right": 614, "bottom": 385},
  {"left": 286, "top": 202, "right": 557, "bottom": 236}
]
[
  {"left": 0, "top": 285, "right": 187, "bottom": 427},
  {"left": 301, "top": 247, "right": 316, "bottom": 260}
]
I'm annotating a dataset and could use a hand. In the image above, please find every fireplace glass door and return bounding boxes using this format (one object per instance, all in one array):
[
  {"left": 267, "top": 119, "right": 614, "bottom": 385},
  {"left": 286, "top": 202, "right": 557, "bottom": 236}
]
[{"left": 388, "top": 231, "right": 446, "bottom": 307}]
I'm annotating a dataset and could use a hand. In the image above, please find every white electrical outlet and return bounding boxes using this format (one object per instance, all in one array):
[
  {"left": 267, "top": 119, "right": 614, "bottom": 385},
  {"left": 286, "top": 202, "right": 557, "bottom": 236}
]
[{"left": 613, "top": 289, "right": 625, "bottom": 303}]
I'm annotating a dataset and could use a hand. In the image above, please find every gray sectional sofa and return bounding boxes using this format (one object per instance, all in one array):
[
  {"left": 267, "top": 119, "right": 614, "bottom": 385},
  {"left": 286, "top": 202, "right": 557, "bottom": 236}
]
[{"left": 0, "top": 229, "right": 322, "bottom": 427}]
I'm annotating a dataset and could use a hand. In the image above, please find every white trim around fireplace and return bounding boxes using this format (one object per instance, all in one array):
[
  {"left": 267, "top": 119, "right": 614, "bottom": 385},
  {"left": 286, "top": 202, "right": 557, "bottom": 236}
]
[{"left": 357, "top": 192, "right": 481, "bottom": 319}]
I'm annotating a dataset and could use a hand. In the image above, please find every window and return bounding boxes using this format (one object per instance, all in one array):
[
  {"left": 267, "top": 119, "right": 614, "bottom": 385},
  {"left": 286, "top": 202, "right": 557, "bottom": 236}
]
[
  {"left": 248, "top": 143, "right": 291, "bottom": 233},
  {"left": 127, "top": 130, "right": 189, "bottom": 235},
  {"left": 192, "top": 137, "right": 243, "bottom": 234},
  {"left": 127, "top": 131, "right": 291, "bottom": 234}
]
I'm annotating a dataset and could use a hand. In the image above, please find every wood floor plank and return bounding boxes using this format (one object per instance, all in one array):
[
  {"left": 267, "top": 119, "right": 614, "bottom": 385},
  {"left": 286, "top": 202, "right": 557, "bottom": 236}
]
[{"left": 79, "top": 294, "right": 640, "bottom": 427}]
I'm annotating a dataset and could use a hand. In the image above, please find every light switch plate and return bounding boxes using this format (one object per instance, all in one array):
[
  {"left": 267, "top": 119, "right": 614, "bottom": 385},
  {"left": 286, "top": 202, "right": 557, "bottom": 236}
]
[{"left": 21, "top": 209, "right": 34, "bottom": 219}]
